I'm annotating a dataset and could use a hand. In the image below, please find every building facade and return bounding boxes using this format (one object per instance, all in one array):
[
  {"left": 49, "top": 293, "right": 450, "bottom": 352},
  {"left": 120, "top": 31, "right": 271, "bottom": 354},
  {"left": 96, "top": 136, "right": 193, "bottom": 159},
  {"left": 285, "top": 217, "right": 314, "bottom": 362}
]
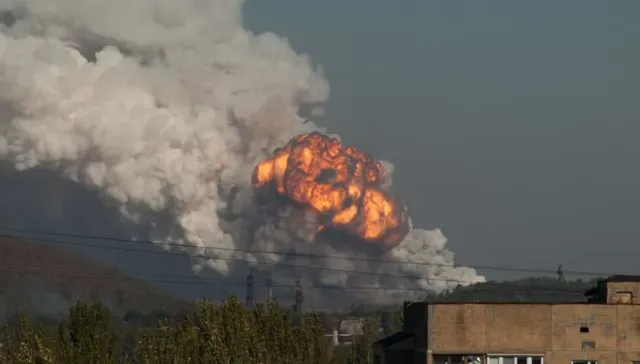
[{"left": 373, "top": 276, "right": 640, "bottom": 364}]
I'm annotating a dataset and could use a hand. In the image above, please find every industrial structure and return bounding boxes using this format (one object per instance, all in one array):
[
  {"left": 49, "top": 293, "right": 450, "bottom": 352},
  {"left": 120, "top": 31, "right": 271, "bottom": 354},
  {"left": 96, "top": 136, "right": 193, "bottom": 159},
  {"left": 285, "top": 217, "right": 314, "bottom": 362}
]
[
  {"left": 325, "top": 318, "right": 366, "bottom": 346},
  {"left": 373, "top": 275, "right": 640, "bottom": 364}
]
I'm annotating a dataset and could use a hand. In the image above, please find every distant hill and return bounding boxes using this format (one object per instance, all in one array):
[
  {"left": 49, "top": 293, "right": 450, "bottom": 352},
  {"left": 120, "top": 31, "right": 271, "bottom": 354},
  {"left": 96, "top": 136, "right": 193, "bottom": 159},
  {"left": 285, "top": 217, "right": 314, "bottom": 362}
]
[{"left": 0, "top": 234, "right": 186, "bottom": 319}]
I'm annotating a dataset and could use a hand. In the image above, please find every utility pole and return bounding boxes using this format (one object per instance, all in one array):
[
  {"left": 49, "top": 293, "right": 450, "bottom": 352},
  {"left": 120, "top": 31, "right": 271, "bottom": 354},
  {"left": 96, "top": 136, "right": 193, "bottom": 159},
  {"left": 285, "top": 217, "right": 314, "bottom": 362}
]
[
  {"left": 293, "top": 279, "right": 303, "bottom": 327},
  {"left": 266, "top": 278, "right": 274, "bottom": 301},
  {"left": 557, "top": 264, "right": 566, "bottom": 283},
  {"left": 245, "top": 269, "right": 255, "bottom": 308}
]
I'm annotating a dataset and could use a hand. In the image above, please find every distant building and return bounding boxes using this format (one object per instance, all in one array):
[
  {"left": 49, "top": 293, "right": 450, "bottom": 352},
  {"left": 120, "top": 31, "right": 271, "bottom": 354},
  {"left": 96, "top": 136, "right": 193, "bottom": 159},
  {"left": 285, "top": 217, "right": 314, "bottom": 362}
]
[
  {"left": 325, "top": 318, "right": 366, "bottom": 346},
  {"left": 373, "top": 275, "right": 640, "bottom": 364},
  {"left": 340, "top": 318, "right": 365, "bottom": 336}
]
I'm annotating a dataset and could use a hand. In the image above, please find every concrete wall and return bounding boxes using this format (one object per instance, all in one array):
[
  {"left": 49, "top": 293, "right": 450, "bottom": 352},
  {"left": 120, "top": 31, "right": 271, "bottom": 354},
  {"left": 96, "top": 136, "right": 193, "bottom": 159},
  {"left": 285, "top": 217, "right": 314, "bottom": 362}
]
[{"left": 426, "top": 303, "right": 640, "bottom": 364}]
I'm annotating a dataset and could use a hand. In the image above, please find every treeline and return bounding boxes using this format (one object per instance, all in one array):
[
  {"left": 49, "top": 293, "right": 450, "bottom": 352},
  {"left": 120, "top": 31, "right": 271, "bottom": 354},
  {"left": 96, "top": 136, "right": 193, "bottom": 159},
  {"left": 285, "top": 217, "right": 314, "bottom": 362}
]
[
  {"left": 0, "top": 297, "right": 378, "bottom": 364},
  {"left": 425, "top": 277, "right": 595, "bottom": 303},
  {"left": 346, "top": 278, "right": 595, "bottom": 323}
]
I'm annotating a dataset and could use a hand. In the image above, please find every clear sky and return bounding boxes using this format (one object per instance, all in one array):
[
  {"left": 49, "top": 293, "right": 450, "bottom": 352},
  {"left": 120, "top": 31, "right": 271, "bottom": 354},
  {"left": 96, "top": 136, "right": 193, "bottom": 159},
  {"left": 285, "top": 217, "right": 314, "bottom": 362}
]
[{"left": 244, "top": 0, "right": 640, "bottom": 280}]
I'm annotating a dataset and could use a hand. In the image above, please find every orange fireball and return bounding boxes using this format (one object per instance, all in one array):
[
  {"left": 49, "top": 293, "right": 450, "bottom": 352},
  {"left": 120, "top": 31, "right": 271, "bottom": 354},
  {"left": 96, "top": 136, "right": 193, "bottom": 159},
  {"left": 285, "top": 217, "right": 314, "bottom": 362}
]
[{"left": 252, "top": 132, "right": 409, "bottom": 248}]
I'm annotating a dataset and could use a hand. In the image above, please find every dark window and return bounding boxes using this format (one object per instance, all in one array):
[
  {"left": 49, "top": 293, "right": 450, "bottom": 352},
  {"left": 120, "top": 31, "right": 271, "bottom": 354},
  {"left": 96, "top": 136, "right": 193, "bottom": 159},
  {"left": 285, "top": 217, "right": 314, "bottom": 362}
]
[
  {"left": 531, "top": 358, "right": 542, "bottom": 364},
  {"left": 580, "top": 326, "right": 589, "bottom": 333}
]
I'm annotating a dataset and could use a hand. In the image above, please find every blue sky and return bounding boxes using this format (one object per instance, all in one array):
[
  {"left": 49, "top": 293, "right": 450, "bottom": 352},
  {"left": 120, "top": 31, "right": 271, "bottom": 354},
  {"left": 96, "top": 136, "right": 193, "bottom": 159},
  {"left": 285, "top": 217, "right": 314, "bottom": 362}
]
[{"left": 244, "top": 1, "right": 640, "bottom": 279}]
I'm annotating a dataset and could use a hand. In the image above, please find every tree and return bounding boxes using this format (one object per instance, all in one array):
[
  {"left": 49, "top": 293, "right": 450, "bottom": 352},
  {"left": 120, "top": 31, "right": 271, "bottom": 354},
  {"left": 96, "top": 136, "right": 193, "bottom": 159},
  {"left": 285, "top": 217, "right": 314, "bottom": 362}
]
[
  {"left": 347, "top": 319, "right": 377, "bottom": 364},
  {"left": 57, "top": 300, "right": 116, "bottom": 364},
  {"left": 1, "top": 315, "right": 55, "bottom": 364}
]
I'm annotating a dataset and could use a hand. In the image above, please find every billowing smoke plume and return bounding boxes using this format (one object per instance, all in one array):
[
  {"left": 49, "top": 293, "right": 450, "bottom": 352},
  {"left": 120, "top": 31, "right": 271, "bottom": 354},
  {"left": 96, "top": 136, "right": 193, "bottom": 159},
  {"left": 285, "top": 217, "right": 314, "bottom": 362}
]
[{"left": 0, "top": 0, "right": 484, "bottom": 307}]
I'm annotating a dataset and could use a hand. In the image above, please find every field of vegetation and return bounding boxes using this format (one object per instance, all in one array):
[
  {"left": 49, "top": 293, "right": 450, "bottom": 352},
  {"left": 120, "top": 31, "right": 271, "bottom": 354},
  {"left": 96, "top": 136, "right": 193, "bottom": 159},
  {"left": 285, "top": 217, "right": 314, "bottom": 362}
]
[{"left": 0, "top": 296, "right": 381, "bottom": 364}]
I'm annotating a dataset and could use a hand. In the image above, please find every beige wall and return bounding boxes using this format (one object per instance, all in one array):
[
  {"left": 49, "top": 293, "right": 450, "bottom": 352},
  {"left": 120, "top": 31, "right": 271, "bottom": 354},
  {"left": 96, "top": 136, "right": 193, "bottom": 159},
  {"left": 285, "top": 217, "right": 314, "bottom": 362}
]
[
  {"left": 607, "top": 282, "right": 640, "bottom": 304},
  {"left": 427, "top": 303, "right": 640, "bottom": 364},
  {"left": 487, "top": 304, "right": 551, "bottom": 353},
  {"left": 430, "top": 303, "right": 486, "bottom": 353}
]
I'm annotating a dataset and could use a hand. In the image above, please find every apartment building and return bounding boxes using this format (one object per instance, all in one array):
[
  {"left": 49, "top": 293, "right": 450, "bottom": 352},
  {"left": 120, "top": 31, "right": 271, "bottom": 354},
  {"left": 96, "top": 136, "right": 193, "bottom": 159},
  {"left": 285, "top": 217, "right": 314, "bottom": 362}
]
[{"left": 373, "top": 275, "right": 640, "bottom": 364}]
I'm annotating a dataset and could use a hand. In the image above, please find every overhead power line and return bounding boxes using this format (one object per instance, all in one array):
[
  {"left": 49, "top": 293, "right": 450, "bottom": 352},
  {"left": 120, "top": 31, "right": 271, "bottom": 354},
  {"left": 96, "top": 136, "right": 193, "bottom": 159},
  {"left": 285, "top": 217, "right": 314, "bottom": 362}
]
[
  {"left": 0, "top": 225, "right": 616, "bottom": 298},
  {"left": 0, "top": 240, "right": 597, "bottom": 297},
  {"left": 0, "top": 263, "right": 590, "bottom": 296},
  {"left": 1, "top": 232, "right": 610, "bottom": 289},
  {"left": 0, "top": 226, "right": 618, "bottom": 278}
]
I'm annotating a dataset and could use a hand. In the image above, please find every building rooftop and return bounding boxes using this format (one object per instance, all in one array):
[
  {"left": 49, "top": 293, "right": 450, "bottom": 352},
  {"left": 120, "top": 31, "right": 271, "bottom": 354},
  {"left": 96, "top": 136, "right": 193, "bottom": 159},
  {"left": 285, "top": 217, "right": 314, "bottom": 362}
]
[
  {"left": 373, "top": 331, "right": 413, "bottom": 348},
  {"left": 418, "top": 301, "right": 616, "bottom": 305},
  {"left": 339, "top": 319, "right": 364, "bottom": 335},
  {"left": 602, "top": 274, "right": 640, "bottom": 282}
]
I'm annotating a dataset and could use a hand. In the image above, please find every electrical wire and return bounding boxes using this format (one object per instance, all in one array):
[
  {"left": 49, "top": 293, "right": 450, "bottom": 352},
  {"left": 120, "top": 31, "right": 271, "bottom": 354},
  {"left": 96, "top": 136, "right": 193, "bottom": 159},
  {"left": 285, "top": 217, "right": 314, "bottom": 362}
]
[
  {"left": 0, "top": 263, "right": 591, "bottom": 295},
  {"left": 0, "top": 232, "right": 595, "bottom": 290},
  {"left": 0, "top": 226, "right": 617, "bottom": 278},
  {"left": 0, "top": 229, "right": 599, "bottom": 296}
]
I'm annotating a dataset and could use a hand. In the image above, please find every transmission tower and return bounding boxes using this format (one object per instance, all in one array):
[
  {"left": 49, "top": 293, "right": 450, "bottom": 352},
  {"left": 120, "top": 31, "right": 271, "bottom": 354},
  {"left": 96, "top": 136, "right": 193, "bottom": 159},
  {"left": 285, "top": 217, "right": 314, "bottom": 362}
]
[{"left": 557, "top": 264, "right": 566, "bottom": 283}]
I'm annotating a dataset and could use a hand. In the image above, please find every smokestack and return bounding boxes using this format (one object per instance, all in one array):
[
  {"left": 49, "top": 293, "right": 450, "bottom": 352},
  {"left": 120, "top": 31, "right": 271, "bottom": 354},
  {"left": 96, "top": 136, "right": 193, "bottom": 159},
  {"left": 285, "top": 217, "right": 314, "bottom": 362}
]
[
  {"left": 245, "top": 269, "right": 255, "bottom": 308},
  {"left": 332, "top": 329, "right": 339, "bottom": 346}
]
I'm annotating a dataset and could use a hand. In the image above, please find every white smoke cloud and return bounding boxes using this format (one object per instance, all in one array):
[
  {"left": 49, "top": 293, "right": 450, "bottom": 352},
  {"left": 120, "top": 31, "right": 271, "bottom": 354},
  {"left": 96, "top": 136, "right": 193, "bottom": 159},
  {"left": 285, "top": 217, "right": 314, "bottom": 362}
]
[{"left": 0, "top": 0, "right": 484, "bottom": 307}]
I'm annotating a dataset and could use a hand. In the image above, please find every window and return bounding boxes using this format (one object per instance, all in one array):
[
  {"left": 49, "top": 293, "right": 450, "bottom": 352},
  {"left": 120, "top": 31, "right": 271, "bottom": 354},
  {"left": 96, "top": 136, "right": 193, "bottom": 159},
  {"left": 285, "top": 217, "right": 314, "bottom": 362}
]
[
  {"left": 581, "top": 340, "right": 596, "bottom": 350},
  {"left": 615, "top": 291, "right": 633, "bottom": 304},
  {"left": 580, "top": 326, "right": 589, "bottom": 333},
  {"left": 434, "top": 355, "right": 484, "bottom": 364},
  {"left": 488, "top": 355, "right": 543, "bottom": 364}
]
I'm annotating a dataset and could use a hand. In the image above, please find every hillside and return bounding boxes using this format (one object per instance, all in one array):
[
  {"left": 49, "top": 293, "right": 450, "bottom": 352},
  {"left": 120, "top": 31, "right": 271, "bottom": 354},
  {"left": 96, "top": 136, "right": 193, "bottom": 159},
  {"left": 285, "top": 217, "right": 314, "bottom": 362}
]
[{"left": 0, "top": 234, "right": 185, "bottom": 319}]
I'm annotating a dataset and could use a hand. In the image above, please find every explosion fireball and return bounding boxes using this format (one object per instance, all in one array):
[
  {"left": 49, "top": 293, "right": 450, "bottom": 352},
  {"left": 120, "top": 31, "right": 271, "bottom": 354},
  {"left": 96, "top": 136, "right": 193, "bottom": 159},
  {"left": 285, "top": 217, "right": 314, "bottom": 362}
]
[
  {"left": 0, "top": 0, "right": 486, "bottom": 307},
  {"left": 253, "top": 132, "right": 410, "bottom": 248}
]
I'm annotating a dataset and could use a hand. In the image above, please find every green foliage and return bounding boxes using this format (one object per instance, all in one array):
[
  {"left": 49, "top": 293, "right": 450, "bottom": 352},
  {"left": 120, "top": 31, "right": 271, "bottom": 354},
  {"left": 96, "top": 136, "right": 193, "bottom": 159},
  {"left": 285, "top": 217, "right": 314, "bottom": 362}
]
[
  {"left": 347, "top": 319, "right": 377, "bottom": 364},
  {"left": 135, "top": 296, "right": 330, "bottom": 364},
  {"left": 0, "top": 297, "right": 330, "bottom": 364},
  {"left": 328, "top": 346, "right": 351, "bottom": 364},
  {"left": 57, "top": 300, "right": 117, "bottom": 364},
  {"left": 380, "top": 309, "right": 403, "bottom": 335},
  {"left": 1, "top": 316, "right": 55, "bottom": 364}
]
